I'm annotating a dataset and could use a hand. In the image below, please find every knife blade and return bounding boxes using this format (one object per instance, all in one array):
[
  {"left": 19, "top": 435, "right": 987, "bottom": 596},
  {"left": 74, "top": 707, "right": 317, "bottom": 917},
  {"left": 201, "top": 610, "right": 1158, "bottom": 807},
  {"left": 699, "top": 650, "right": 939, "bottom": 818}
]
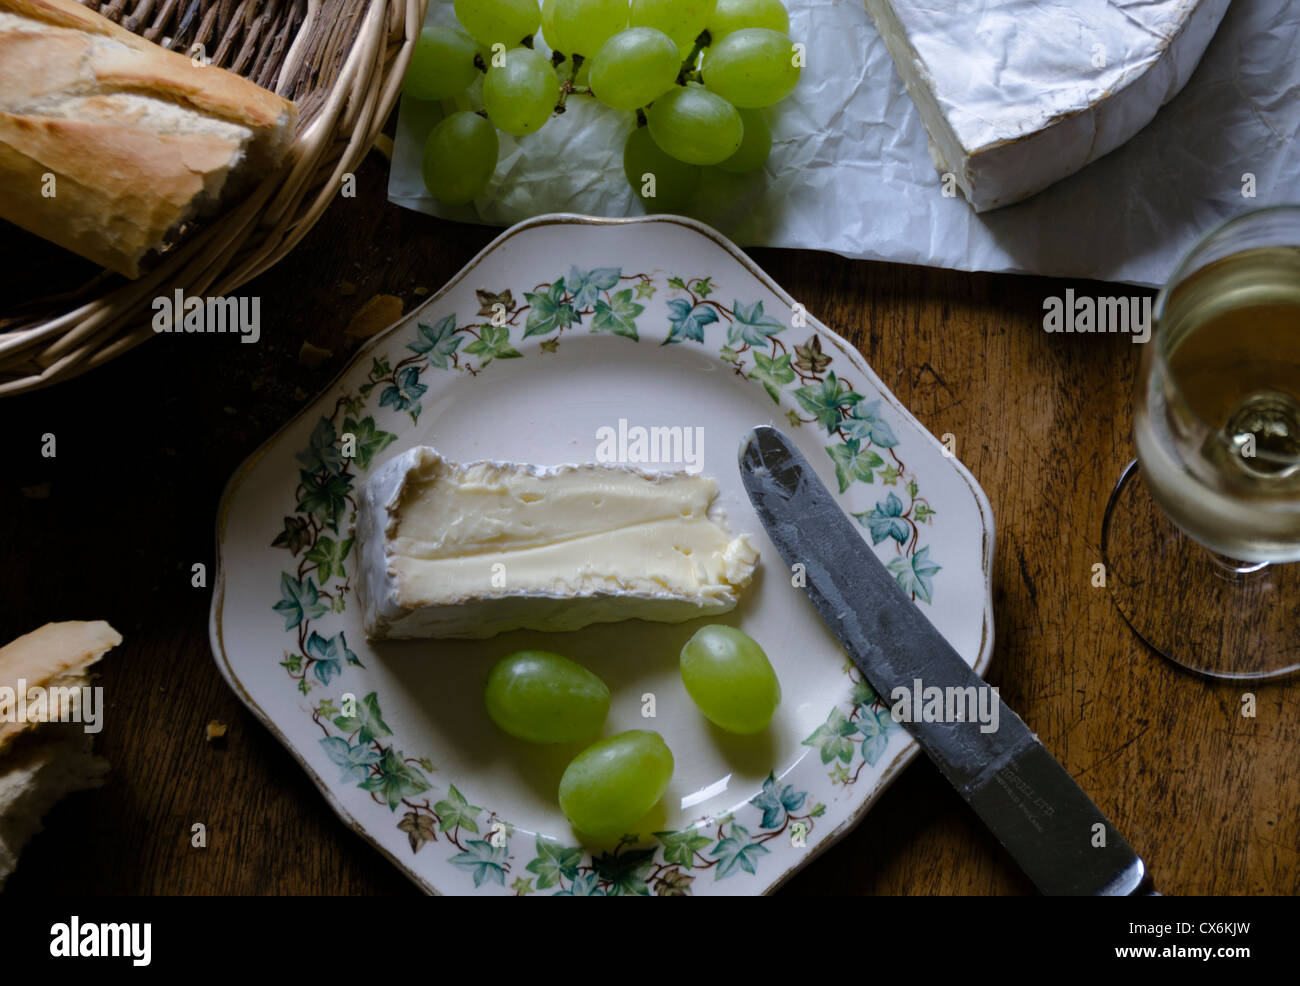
[{"left": 739, "top": 425, "right": 1153, "bottom": 895}]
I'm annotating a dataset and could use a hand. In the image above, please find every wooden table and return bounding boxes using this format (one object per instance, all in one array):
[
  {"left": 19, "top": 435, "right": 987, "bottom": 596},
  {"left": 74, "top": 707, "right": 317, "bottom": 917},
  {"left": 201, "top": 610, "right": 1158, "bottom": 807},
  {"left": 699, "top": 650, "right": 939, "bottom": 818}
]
[{"left": 5, "top": 147, "right": 1296, "bottom": 896}]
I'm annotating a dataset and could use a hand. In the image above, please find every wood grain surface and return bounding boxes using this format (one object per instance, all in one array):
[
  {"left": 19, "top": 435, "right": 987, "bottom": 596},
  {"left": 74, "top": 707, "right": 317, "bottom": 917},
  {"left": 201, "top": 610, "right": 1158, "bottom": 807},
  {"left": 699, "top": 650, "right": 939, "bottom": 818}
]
[{"left": 4, "top": 147, "right": 1296, "bottom": 897}]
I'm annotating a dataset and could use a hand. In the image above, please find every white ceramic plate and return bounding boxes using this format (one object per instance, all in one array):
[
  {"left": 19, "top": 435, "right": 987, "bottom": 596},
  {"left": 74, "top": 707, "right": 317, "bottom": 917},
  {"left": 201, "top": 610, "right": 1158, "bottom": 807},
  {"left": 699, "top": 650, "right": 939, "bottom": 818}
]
[{"left": 210, "top": 214, "right": 994, "bottom": 895}]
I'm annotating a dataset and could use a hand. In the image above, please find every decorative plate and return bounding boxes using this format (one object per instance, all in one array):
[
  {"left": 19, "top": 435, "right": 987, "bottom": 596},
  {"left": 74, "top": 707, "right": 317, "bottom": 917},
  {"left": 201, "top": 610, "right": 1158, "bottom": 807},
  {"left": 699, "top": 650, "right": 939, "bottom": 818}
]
[{"left": 210, "top": 214, "right": 995, "bottom": 895}]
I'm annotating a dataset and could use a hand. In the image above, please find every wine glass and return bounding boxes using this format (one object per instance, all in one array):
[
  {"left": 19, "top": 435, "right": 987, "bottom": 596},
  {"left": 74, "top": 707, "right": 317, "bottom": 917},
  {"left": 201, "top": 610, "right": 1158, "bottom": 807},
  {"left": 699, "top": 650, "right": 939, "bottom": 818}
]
[{"left": 1102, "top": 205, "right": 1300, "bottom": 679}]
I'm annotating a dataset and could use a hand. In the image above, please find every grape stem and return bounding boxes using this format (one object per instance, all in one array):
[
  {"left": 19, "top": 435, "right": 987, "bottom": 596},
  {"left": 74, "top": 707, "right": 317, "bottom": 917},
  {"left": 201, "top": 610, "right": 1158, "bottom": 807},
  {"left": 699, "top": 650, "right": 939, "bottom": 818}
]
[
  {"left": 551, "top": 51, "right": 584, "bottom": 116},
  {"left": 554, "top": 80, "right": 593, "bottom": 115},
  {"left": 676, "top": 30, "right": 711, "bottom": 85}
]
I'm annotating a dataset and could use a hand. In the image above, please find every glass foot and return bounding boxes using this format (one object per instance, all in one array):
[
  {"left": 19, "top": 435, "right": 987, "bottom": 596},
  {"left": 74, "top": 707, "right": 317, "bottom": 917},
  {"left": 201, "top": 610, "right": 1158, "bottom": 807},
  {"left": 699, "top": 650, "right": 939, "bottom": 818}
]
[{"left": 1101, "top": 460, "right": 1300, "bottom": 680}]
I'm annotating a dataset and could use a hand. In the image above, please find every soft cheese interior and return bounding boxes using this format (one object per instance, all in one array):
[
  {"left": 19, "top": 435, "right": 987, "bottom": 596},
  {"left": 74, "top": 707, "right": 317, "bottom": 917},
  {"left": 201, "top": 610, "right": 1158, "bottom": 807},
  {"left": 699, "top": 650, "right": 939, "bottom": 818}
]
[{"left": 356, "top": 447, "right": 758, "bottom": 640}]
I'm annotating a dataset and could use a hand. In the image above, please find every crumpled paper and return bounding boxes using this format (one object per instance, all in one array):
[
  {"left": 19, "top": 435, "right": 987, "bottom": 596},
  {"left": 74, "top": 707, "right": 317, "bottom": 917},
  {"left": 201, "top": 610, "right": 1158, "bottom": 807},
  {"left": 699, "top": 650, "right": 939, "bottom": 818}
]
[{"left": 388, "top": 0, "right": 1300, "bottom": 287}]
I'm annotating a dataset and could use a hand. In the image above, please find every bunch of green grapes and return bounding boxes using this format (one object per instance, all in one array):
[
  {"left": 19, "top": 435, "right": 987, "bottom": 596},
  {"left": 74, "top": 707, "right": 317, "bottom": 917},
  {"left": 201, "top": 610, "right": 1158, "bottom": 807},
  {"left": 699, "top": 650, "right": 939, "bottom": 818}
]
[{"left": 403, "top": 0, "right": 801, "bottom": 210}]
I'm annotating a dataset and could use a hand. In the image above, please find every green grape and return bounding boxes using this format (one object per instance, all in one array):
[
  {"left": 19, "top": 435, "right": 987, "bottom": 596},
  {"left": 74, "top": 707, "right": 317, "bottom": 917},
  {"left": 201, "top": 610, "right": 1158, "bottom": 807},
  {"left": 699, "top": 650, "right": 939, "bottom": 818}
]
[
  {"left": 422, "top": 111, "right": 498, "bottom": 204},
  {"left": 558, "top": 730, "right": 674, "bottom": 837},
  {"left": 701, "top": 27, "right": 799, "bottom": 108},
  {"left": 647, "top": 84, "right": 743, "bottom": 165},
  {"left": 707, "top": 0, "right": 788, "bottom": 40},
  {"left": 630, "top": 0, "right": 715, "bottom": 53},
  {"left": 589, "top": 28, "right": 680, "bottom": 111},
  {"left": 550, "top": 0, "right": 629, "bottom": 57},
  {"left": 679, "top": 625, "right": 780, "bottom": 733},
  {"left": 623, "top": 125, "right": 701, "bottom": 210},
  {"left": 484, "top": 650, "right": 610, "bottom": 743},
  {"left": 403, "top": 26, "right": 483, "bottom": 101},
  {"left": 454, "top": 0, "right": 542, "bottom": 48},
  {"left": 542, "top": 0, "right": 558, "bottom": 44},
  {"left": 483, "top": 46, "right": 559, "bottom": 135},
  {"left": 716, "top": 106, "right": 770, "bottom": 172}
]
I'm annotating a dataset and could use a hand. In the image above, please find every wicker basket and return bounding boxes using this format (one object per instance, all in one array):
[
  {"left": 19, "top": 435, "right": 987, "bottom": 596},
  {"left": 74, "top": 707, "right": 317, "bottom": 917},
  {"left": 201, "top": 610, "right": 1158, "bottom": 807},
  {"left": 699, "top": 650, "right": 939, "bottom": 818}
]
[{"left": 0, "top": 0, "right": 427, "bottom": 396}]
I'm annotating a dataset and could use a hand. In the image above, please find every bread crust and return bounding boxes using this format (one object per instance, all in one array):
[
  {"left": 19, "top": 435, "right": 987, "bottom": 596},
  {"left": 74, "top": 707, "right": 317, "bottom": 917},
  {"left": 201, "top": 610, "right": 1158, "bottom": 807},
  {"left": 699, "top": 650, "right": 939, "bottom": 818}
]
[
  {"left": 0, "top": 0, "right": 298, "bottom": 277},
  {"left": 0, "top": 111, "right": 245, "bottom": 274},
  {"left": 5, "top": 0, "right": 295, "bottom": 131},
  {"left": 0, "top": 620, "right": 121, "bottom": 753}
]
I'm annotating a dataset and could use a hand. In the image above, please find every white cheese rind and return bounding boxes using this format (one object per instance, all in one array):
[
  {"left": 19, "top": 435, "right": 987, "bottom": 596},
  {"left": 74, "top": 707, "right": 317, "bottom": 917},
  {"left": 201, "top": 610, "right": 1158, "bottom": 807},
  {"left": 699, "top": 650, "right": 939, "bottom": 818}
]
[
  {"left": 354, "top": 447, "right": 759, "bottom": 640},
  {"left": 864, "top": 0, "right": 1230, "bottom": 211}
]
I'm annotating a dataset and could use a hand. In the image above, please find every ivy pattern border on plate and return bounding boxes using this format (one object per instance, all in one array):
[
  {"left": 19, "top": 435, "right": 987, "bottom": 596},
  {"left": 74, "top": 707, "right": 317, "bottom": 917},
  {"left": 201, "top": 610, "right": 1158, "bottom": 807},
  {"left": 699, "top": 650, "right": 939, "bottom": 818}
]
[{"left": 267, "top": 267, "right": 943, "bottom": 894}]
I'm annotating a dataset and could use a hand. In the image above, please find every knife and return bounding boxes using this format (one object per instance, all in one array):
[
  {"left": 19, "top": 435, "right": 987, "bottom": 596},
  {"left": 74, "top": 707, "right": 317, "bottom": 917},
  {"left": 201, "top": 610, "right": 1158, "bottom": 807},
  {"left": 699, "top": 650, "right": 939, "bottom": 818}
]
[{"left": 739, "top": 425, "right": 1155, "bottom": 895}]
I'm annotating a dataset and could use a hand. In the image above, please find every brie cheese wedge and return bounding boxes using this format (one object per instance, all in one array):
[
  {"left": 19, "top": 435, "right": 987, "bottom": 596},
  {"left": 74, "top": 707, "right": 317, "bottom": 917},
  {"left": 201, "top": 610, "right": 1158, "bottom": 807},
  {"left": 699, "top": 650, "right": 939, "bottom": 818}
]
[
  {"left": 864, "top": 0, "right": 1230, "bottom": 211},
  {"left": 355, "top": 447, "right": 759, "bottom": 640}
]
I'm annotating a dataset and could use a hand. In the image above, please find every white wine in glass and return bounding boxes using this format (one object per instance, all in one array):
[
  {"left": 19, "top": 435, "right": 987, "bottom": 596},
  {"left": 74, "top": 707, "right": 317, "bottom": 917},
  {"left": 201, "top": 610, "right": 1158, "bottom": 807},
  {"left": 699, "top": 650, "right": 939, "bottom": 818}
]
[
  {"left": 1105, "top": 205, "right": 1300, "bottom": 679},
  {"left": 1135, "top": 242, "right": 1300, "bottom": 562}
]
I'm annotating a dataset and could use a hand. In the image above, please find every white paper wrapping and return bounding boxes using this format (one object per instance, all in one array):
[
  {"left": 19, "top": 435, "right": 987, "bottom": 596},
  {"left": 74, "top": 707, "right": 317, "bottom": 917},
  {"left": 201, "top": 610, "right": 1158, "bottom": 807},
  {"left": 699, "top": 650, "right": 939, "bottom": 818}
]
[{"left": 388, "top": 0, "right": 1300, "bottom": 287}]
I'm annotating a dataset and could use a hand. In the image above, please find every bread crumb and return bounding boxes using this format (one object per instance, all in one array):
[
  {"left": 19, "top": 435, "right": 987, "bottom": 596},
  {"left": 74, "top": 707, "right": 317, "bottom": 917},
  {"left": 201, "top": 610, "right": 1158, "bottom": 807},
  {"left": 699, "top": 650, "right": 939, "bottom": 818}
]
[
  {"left": 345, "top": 294, "right": 403, "bottom": 339},
  {"left": 413, "top": 286, "right": 429, "bottom": 297},
  {"left": 298, "top": 341, "right": 333, "bottom": 368},
  {"left": 339, "top": 281, "right": 358, "bottom": 297},
  {"left": 205, "top": 720, "right": 228, "bottom": 742},
  {"left": 20, "top": 483, "right": 51, "bottom": 499}
]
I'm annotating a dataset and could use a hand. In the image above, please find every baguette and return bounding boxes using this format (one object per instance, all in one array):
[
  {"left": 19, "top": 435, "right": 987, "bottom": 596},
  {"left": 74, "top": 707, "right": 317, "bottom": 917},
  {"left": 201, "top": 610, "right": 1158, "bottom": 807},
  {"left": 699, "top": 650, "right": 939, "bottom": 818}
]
[
  {"left": 0, "top": 619, "right": 120, "bottom": 890},
  {"left": 0, "top": 619, "right": 120, "bottom": 753},
  {"left": 0, "top": 0, "right": 298, "bottom": 278}
]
